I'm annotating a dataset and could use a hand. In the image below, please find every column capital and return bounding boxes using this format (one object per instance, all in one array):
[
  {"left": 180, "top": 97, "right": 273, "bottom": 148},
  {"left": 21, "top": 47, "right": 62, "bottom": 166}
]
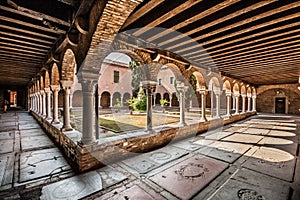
[
  {"left": 252, "top": 95, "right": 257, "bottom": 99},
  {"left": 241, "top": 94, "right": 247, "bottom": 98},
  {"left": 234, "top": 93, "right": 240, "bottom": 97},
  {"left": 199, "top": 89, "right": 208, "bottom": 95},
  {"left": 39, "top": 90, "right": 45, "bottom": 95},
  {"left": 142, "top": 81, "right": 157, "bottom": 91},
  {"left": 226, "top": 91, "right": 231, "bottom": 96},
  {"left": 44, "top": 87, "right": 51, "bottom": 93},
  {"left": 81, "top": 80, "right": 97, "bottom": 93},
  {"left": 213, "top": 90, "right": 222, "bottom": 95},
  {"left": 60, "top": 80, "right": 73, "bottom": 89},
  {"left": 50, "top": 85, "right": 60, "bottom": 92}
]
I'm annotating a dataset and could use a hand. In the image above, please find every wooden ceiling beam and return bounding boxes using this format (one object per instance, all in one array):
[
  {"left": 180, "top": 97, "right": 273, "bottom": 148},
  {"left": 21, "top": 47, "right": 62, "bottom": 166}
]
[
  {"left": 0, "top": 16, "right": 65, "bottom": 34},
  {"left": 171, "top": 2, "right": 300, "bottom": 52},
  {"left": 158, "top": 0, "right": 275, "bottom": 46},
  {"left": 0, "top": 36, "right": 51, "bottom": 49},
  {"left": 0, "top": 52, "right": 43, "bottom": 60},
  {"left": 0, "top": 46, "right": 46, "bottom": 56},
  {"left": 122, "top": 0, "right": 166, "bottom": 29},
  {"left": 0, "top": 58, "right": 41, "bottom": 65},
  {"left": 0, "top": 32, "right": 53, "bottom": 45},
  {"left": 186, "top": 21, "right": 300, "bottom": 58},
  {"left": 0, "top": 5, "right": 70, "bottom": 26},
  {"left": 0, "top": 42, "right": 48, "bottom": 53},
  {"left": 133, "top": 0, "right": 203, "bottom": 37},
  {"left": 0, "top": 24, "right": 57, "bottom": 40}
]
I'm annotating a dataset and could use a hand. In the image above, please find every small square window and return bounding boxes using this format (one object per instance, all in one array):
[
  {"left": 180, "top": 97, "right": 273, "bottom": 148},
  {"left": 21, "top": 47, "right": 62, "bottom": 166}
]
[
  {"left": 170, "top": 77, "right": 174, "bottom": 85},
  {"left": 114, "top": 71, "right": 119, "bottom": 83},
  {"left": 158, "top": 78, "right": 162, "bottom": 85}
]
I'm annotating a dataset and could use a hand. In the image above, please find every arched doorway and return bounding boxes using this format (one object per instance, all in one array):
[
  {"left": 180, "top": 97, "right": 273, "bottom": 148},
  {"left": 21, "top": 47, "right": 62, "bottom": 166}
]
[{"left": 101, "top": 91, "right": 111, "bottom": 108}]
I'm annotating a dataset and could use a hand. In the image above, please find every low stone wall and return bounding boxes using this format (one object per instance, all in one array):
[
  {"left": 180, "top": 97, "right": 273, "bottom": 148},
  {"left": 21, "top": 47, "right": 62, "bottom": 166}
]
[{"left": 31, "top": 111, "right": 256, "bottom": 172}]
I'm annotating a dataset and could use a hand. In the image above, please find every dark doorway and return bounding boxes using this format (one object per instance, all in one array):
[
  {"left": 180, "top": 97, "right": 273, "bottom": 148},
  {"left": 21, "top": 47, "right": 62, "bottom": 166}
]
[{"left": 275, "top": 97, "right": 286, "bottom": 114}]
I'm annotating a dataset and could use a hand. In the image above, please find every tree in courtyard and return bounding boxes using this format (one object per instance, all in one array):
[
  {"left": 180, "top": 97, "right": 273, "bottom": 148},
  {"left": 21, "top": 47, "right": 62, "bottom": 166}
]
[{"left": 129, "top": 60, "right": 141, "bottom": 97}]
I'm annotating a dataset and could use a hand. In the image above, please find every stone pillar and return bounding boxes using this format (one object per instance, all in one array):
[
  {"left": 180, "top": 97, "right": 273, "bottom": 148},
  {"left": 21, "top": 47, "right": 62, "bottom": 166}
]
[
  {"left": 153, "top": 95, "right": 156, "bottom": 106},
  {"left": 247, "top": 96, "right": 251, "bottom": 112},
  {"left": 60, "top": 81, "right": 73, "bottom": 131},
  {"left": 142, "top": 81, "right": 156, "bottom": 133},
  {"left": 39, "top": 92, "right": 43, "bottom": 115},
  {"left": 44, "top": 88, "right": 52, "bottom": 120},
  {"left": 214, "top": 90, "right": 221, "bottom": 118},
  {"left": 252, "top": 96, "right": 257, "bottom": 112},
  {"left": 40, "top": 90, "right": 46, "bottom": 117},
  {"left": 69, "top": 93, "right": 73, "bottom": 109},
  {"left": 190, "top": 99, "right": 193, "bottom": 109},
  {"left": 235, "top": 94, "right": 240, "bottom": 114},
  {"left": 177, "top": 82, "right": 188, "bottom": 126},
  {"left": 241, "top": 94, "right": 246, "bottom": 113},
  {"left": 50, "top": 85, "right": 60, "bottom": 124},
  {"left": 110, "top": 95, "right": 113, "bottom": 107},
  {"left": 98, "top": 94, "right": 102, "bottom": 108},
  {"left": 199, "top": 89, "right": 208, "bottom": 122},
  {"left": 35, "top": 93, "right": 39, "bottom": 113},
  {"left": 169, "top": 95, "right": 172, "bottom": 107},
  {"left": 226, "top": 92, "right": 231, "bottom": 117},
  {"left": 120, "top": 96, "right": 124, "bottom": 107},
  {"left": 232, "top": 94, "right": 236, "bottom": 111},
  {"left": 210, "top": 90, "right": 214, "bottom": 118},
  {"left": 80, "top": 80, "right": 96, "bottom": 145}
]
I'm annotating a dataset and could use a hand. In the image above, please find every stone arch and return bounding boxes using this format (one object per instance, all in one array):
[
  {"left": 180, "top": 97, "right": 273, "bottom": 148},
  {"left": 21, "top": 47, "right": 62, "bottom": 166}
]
[
  {"left": 252, "top": 87, "right": 257, "bottom": 96},
  {"left": 171, "top": 92, "right": 179, "bottom": 107},
  {"left": 101, "top": 91, "right": 111, "bottom": 108},
  {"left": 247, "top": 87, "right": 252, "bottom": 97},
  {"left": 208, "top": 77, "right": 221, "bottom": 92},
  {"left": 223, "top": 80, "right": 231, "bottom": 93},
  {"left": 51, "top": 63, "right": 60, "bottom": 85},
  {"left": 241, "top": 85, "right": 246, "bottom": 95},
  {"left": 163, "top": 93, "right": 170, "bottom": 106},
  {"left": 233, "top": 83, "right": 240, "bottom": 95},
  {"left": 61, "top": 49, "right": 76, "bottom": 81},
  {"left": 72, "top": 90, "right": 83, "bottom": 107},
  {"left": 123, "top": 92, "right": 131, "bottom": 106},
  {"left": 112, "top": 92, "right": 121, "bottom": 106},
  {"left": 155, "top": 93, "right": 161, "bottom": 105},
  {"left": 45, "top": 70, "right": 50, "bottom": 88},
  {"left": 192, "top": 71, "right": 206, "bottom": 90}
]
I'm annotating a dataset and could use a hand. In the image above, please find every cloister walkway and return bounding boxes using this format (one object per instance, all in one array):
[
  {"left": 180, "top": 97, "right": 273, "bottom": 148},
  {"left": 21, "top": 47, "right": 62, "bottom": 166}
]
[{"left": 0, "top": 111, "right": 299, "bottom": 199}]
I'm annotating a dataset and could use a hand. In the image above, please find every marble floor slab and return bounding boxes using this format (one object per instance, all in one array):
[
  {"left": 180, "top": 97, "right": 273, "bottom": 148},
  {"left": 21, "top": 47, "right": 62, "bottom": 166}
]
[
  {"left": 208, "top": 168, "right": 290, "bottom": 200},
  {"left": 0, "top": 131, "right": 15, "bottom": 140},
  {"left": 221, "top": 133, "right": 263, "bottom": 144},
  {"left": 150, "top": 155, "right": 228, "bottom": 200},
  {"left": 0, "top": 139, "right": 14, "bottom": 154},
  {"left": 20, "top": 128, "right": 45, "bottom": 137},
  {"left": 106, "top": 185, "right": 155, "bottom": 200},
  {"left": 172, "top": 138, "right": 212, "bottom": 151},
  {"left": 203, "top": 132, "right": 234, "bottom": 140},
  {"left": 272, "top": 125, "right": 296, "bottom": 131},
  {"left": 222, "top": 126, "right": 247, "bottom": 133},
  {"left": 195, "top": 141, "right": 252, "bottom": 163},
  {"left": 0, "top": 154, "right": 14, "bottom": 188},
  {"left": 19, "top": 123, "right": 41, "bottom": 130},
  {"left": 19, "top": 148, "right": 71, "bottom": 183},
  {"left": 21, "top": 135, "right": 54, "bottom": 151},
  {"left": 258, "top": 136, "right": 298, "bottom": 155},
  {"left": 241, "top": 127, "right": 270, "bottom": 135},
  {"left": 268, "top": 130, "right": 296, "bottom": 137},
  {"left": 242, "top": 146, "right": 296, "bottom": 182}
]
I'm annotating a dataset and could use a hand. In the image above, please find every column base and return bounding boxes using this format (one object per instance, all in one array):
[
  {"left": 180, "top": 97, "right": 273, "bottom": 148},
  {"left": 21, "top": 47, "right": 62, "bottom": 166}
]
[
  {"left": 199, "top": 118, "right": 208, "bottom": 122},
  {"left": 80, "top": 137, "right": 97, "bottom": 146},
  {"left": 178, "top": 122, "right": 187, "bottom": 127},
  {"left": 51, "top": 119, "right": 60, "bottom": 124},
  {"left": 61, "top": 126, "right": 73, "bottom": 132},
  {"left": 145, "top": 129, "right": 155, "bottom": 134}
]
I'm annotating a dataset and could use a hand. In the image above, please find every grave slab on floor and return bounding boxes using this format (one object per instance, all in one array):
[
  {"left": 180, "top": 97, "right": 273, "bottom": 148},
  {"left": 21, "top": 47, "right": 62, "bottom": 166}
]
[
  {"left": 221, "top": 133, "right": 263, "bottom": 144},
  {"left": 19, "top": 148, "right": 71, "bottom": 183},
  {"left": 248, "top": 124, "right": 274, "bottom": 129},
  {"left": 195, "top": 141, "right": 252, "bottom": 163},
  {"left": 203, "top": 131, "right": 233, "bottom": 140},
  {"left": 0, "top": 122, "right": 17, "bottom": 127},
  {"left": 242, "top": 146, "right": 296, "bottom": 182},
  {"left": 258, "top": 136, "right": 298, "bottom": 155},
  {"left": 206, "top": 168, "right": 290, "bottom": 200},
  {"left": 241, "top": 127, "right": 270, "bottom": 135},
  {"left": 40, "top": 166, "right": 127, "bottom": 200},
  {"left": 21, "top": 135, "right": 54, "bottom": 151},
  {"left": 272, "top": 125, "right": 296, "bottom": 131},
  {"left": 0, "top": 131, "right": 15, "bottom": 140},
  {"left": 122, "top": 146, "right": 188, "bottom": 174},
  {"left": 0, "top": 139, "right": 14, "bottom": 154},
  {"left": 0, "top": 153, "right": 14, "bottom": 190},
  {"left": 222, "top": 126, "right": 247, "bottom": 133},
  {"left": 171, "top": 138, "right": 212, "bottom": 151},
  {"left": 19, "top": 123, "right": 41, "bottom": 130},
  {"left": 107, "top": 185, "right": 156, "bottom": 200},
  {"left": 20, "top": 128, "right": 45, "bottom": 137},
  {"left": 150, "top": 155, "right": 228, "bottom": 200},
  {"left": 268, "top": 130, "right": 296, "bottom": 137},
  {"left": 0, "top": 125, "right": 18, "bottom": 132}
]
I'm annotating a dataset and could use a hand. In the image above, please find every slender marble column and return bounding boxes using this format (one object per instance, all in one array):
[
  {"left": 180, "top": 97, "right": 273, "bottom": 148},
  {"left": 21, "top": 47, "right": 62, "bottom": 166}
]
[
  {"left": 232, "top": 94, "right": 236, "bottom": 111},
  {"left": 169, "top": 95, "right": 172, "bottom": 107},
  {"left": 247, "top": 96, "right": 251, "bottom": 112},
  {"left": 39, "top": 91, "right": 43, "bottom": 115},
  {"left": 153, "top": 95, "right": 156, "bottom": 106},
  {"left": 40, "top": 90, "right": 46, "bottom": 117},
  {"left": 61, "top": 81, "right": 73, "bottom": 131},
  {"left": 210, "top": 90, "right": 214, "bottom": 118},
  {"left": 80, "top": 80, "right": 96, "bottom": 145},
  {"left": 142, "top": 81, "right": 156, "bottom": 133},
  {"left": 252, "top": 96, "right": 257, "bottom": 111},
  {"left": 214, "top": 90, "right": 221, "bottom": 118},
  {"left": 235, "top": 94, "right": 240, "bottom": 114},
  {"left": 69, "top": 93, "right": 73, "bottom": 109},
  {"left": 241, "top": 94, "right": 246, "bottom": 113},
  {"left": 110, "top": 95, "right": 113, "bottom": 107},
  {"left": 226, "top": 92, "right": 231, "bottom": 117},
  {"left": 50, "top": 85, "right": 60, "bottom": 124},
  {"left": 44, "top": 88, "right": 52, "bottom": 120},
  {"left": 177, "top": 82, "right": 188, "bottom": 126},
  {"left": 199, "top": 89, "right": 208, "bottom": 122}
]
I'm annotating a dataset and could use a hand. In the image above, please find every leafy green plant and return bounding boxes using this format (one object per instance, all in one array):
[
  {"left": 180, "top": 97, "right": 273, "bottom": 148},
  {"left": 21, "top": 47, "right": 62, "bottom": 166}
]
[
  {"left": 160, "top": 99, "right": 169, "bottom": 107},
  {"left": 127, "top": 92, "right": 147, "bottom": 111}
]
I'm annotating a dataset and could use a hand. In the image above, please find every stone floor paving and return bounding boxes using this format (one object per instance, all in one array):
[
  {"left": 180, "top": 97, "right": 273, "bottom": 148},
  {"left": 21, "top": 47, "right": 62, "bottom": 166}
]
[{"left": 0, "top": 111, "right": 299, "bottom": 200}]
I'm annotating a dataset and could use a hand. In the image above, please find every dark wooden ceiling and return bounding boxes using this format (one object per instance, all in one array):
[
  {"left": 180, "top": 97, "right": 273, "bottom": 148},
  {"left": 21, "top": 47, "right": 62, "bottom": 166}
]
[
  {"left": 121, "top": 0, "right": 300, "bottom": 85},
  {"left": 0, "top": 0, "right": 299, "bottom": 87}
]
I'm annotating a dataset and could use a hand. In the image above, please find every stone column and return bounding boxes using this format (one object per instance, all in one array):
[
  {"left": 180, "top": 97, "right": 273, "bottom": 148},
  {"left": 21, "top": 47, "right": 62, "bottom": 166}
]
[
  {"left": 232, "top": 94, "right": 236, "bottom": 111},
  {"left": 110, "top": 95, "right": 113, "bottom": 107},
  {"left": 247, "top": 96, "right": 251, "bottom": 112},
  {"left": 169, "top": 95, "right": 172, "bottom": 107},
  {"left": 35, "top": 93, "right": 39, "bottom": 113},
  {"left": 40, "top": 90, "right": 46, "bottom": 117},
  {"left": 142, "top": 81, "right": 156, "bottom": 133},
  {"left": 235, "top": 94, "right": 240, "bottom": 114},
  {"left": 199, "top": 89, "right": 208, "bottom": 122},
  {"left": 252, "top": 96, "right": 257, "bottom": 111},
  {"left": 80, "top": 80, "right": 96, "bottom": 144},
  {"left": 241, "top": 94, "right": 246, "bottom": 113},
  {"left": 153, "top": 95, "right": 156, "bottom": 106},
  {"left": 214, "top": 90, "right": 221, "bottom": 118},
  {"left": 69, "top": 93, "right": 73, "bottom": 109},
  {"left": 39, "top": 91, "right": 43, "bottom": 115},
  {"left": 177, "top": 82, "right": 188, "bottom": 126},
  {"left": 210, "top": 90, "right": 214, "bottom": 118},
  {"left": 120, "top": 96, "right": 124, "bottom": 107},
  {"left": 44, "top": 88, "right": 52, "bottom": 120},
  {"left": 32, "top": 94, "right": 36, "bottom": 111},
  {"left": 50, "top": 85, "right": 60, "bottom": 124},
  {"left": 98, "top": 94, "right": 102, "bottom": 108},
  {"left": 226, "top": 92, "right": 231, "bottom": 117},
  {"left": 60, "top": 81, "right": 73, "bottom": 131}
]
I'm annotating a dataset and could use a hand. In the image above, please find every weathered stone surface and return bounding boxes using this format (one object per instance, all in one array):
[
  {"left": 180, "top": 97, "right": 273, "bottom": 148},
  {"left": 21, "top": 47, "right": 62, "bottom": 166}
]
[
  {"left": 0, "top": 139, "right": 14, "bottom": 154},
  {"left": 221, "top": 133, "right": 263, "bottom": 144},
  {"left": 208, "top": 168, "right": 290, "bottom": 200},
  {"left": 0, "top": 154, "right": 14, "bottom": 188},
  {"left": 242, "top": 146, "right": 296, "bottom": 181},
  {"left": 241, "top": 127, "right": 270, "bottom": 135},
  {"left": 195, "top": 141, "right": 252, "bottom": 163},
  {"left": 258, "top": 136, "right": 298, "bottom": 155},
  {"left": 223, "top": 126, "right": 247, "bottom": 133},
  {"left": 150, "top": 155, "right": 228, "bottom": 200},
  {"left": 19, "top": 123, "right": 41, "bottom": 130},
  {"left": 108, "top": 185, "right": 156, "bottom": 200},
  {"left": 268, "top": 130, "right": 296, "bottom": 137},
  {"left": 20, "top": 129, "right": 45, "bottom": 137},
  {"left": 21, "top": 135, "right": 54, "bottom": 151},
  {"left": 171, "top": 138, "right": 206, "bottom": 151},
  {"left": 19, "top": 148, "right": 71, "bottom": 183},
  {"left": 0, "top": 131, "right": 15, "bottom": 140},
  {"left": 203, "top": 131, "right": 233, "bottom": 140}
]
